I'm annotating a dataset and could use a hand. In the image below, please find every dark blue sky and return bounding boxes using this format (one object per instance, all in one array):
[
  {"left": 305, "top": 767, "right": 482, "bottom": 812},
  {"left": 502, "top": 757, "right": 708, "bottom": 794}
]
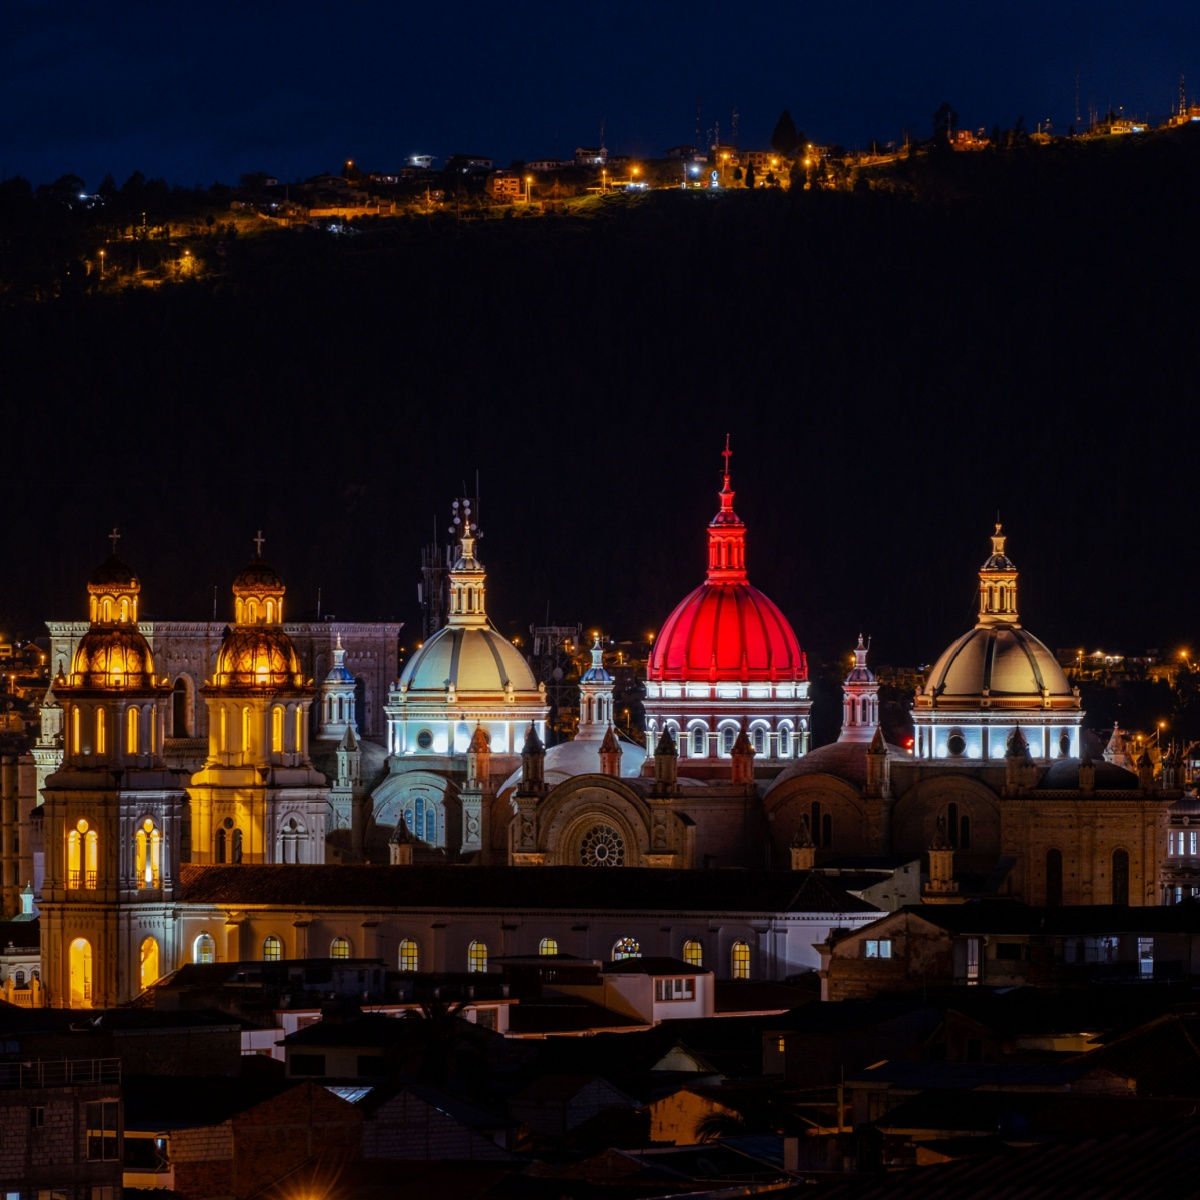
[{"left": 5, "top": 1, "right": 1198, "bottom": 186}]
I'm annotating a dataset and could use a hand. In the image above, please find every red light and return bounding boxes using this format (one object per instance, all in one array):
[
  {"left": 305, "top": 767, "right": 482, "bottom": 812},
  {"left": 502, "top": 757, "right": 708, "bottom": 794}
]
[{"left": 904, "top": 737, "right": 914, "bottom": 748}]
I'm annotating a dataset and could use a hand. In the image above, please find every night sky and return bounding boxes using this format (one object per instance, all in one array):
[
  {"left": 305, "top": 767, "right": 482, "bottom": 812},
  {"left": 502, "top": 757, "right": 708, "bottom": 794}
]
[
  {"left": 4, "top": 2, "right": 1198, "bottom": 187},
  {"left": 4, "top": 2, "right": 1199, "bottom": 686}
]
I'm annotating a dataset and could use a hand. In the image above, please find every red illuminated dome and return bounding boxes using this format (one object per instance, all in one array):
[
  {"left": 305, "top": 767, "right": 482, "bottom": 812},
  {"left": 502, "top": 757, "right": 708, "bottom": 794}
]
[{"left": 648, "top": 444, "right": 807, "bottom": 684}]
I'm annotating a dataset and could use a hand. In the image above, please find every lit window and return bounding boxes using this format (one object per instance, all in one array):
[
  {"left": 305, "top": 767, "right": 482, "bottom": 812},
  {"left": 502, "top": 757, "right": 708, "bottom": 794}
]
[
  {"left": 776, "top": 1036, "right": 786, "bottom": 1053},
  {"left": 398, "top": 938, "right": 419, "bottom": 971},
  {"left": 126, "top": 707, "right": 139, "bottom": 754},
  {"left": 468, "top": 940, "right": 488, "bottom": 973},
  {"left": 864, "top": 938, "right": 893, "bottom": 959},
  {"left": 731, "top": 940, "right": 751, "bottom": 979},
  {"left": 134, "top": 817, "right": 161, "bottom": 888},
  {"left": 539, "top": 937, "right": 559, "bottom": 956},
  {"left": 271, "top": 706, "right": 284, "bottom": 753},
  {"left": 692, "top": 726, "right": 706, "bottom": 756},
  {"left": 95, "top": 707, "right": 106, "bottom": 755},
  {"left": 612, "top": 937, "right": 641, "bottom": 961},
  {"left": 241, "top": 706, "right": 251, "bottom": 751},
  {"left": 330, "top": 936, "right": 351, "bottom": 960},
  {"left": 193, "top": 933, "right": 216, "bottom": 964},
  {"left": 752, "top": 727, "right": 764, "bottom": 753},
  {"left": 654, "top": 977, "right": 696, "bottom": 1001},
  {"left": 722, "top": 727, "right": 735, "bottom": 754},
  {"left": 263, "top": 935, "right": 282, "bottom": 962},
  {"left": 683, "top": 939, "right": 703, "bottom": 967},
  {"left": 294, "top": 706, "right": 304, "bottom": 751}
]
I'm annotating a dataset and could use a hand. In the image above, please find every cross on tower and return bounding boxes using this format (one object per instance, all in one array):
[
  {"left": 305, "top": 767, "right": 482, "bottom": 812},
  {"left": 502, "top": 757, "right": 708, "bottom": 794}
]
[
  {"left": 108, "top": 527, "right": 121, "bottom": 554},
  {"left": 721, "top": 434, "right": 732, "bottom": 486},
  {"left": 253, "top": 530, "right": 266, "bottom": 557}
]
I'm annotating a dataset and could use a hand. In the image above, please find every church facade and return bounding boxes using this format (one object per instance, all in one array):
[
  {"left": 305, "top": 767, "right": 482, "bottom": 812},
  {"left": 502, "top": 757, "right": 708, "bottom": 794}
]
[{"left": 23, "top": 455, "right": 1186, "bottom": 1007}]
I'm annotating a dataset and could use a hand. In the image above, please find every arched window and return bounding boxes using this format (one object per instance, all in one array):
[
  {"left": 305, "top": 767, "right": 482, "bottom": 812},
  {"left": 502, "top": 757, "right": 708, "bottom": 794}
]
[
  {"left": 1046, "top": 849, "right": 1063, "bottom": 907},
  {"left": 247, "top": 599, "right": 258, "bottom": 622},
  {"left": 330, "top": 936, "right": 351, "bottom": 960},
  {"left": 241, "top": 706, "right": 252, "bottom": 752},
  {"left": 683, "top": 939, "right": 703, "bottom": 967},
  {"left": 539, "top": 937, "right": 559, "bottom": 956},
  {"left": 752, "top": 727, "right": 764, "bottom": 753},
  {"left": 13, "top": 969, "right": 24, "bottom": 988},
  {"left": 95, "top": 707, "right": 106, "bottom": 755},
  {"left": 262, "top": 935, "right": 282, "bottom": 962},
  {"left": 219, "top": 706, "right": 228, "bottom": 751},
  {"left": 947, "top": 803, "right": 959, "bottom": 849},
  {"left": 731, "top": 940, "right": 751, "bottom": 980},
  {"left": 271, "top": 706, "right": 284, "bottom": 753},
  {"left": 266, "top": 599, "right": 276, "bottom": 623},
  {"left": 398, "top": 939, "right": 419, "bottom": 971},
  {"left": 280, "top": 817, "right": 305, "bottom": 864},
  {"left": 231, "top": 828, "right": 243, "bottom": 863},
  {"left": 72, "top": 706, "right": 81, "bottom": 754},
  {"left": 612, "top": 937, "right": 641, "bottom": 961},
  {"left": 139, "top": 936, "right": 160, "bottom": 991},
  {"left": 69, "top": 938, "right": 92, "bottom": 1007},
  {"left": 722, "top": 727, "right": 735, "bottom": 755},
  {"left": 193, "top": 933, "right": 216, "bottom": 964},
  {"left": 959, "top": 814, "right": 971, "bottom": 850},
  {"left": 215, "top": 827, "right": 226, "bottom": 864},
  {"left": 778, "top": 726, "right": 791, "bottom": 757},
  {"left": 126, "top": 707, "right": 139, "bottom": 754},
  {"left": 102, "top": 597, "right": 112, "bottom": 621},
  {"left": 692, "top": 726, "right": 706, "bottom": 757},
  {"left": 134, "top": 817, "right": 161, "bottom": 888},
  {"left": 120, "top": 597, "right": 130, "bottom": 622},
  {"left": 294, "top": 706, "right": 304, "bottom": 752},
  {"left": 1112, "top": 849, "right": 1130, "bottom": 906},
  {"left": 68, "top": 819, "right": 98, "bottom": 890},
  {"left": 172, "top": 679, "right": 191, "bottom": 737},
  {"left": 467, "top": 940, "right": 488, "bottom": 973}
]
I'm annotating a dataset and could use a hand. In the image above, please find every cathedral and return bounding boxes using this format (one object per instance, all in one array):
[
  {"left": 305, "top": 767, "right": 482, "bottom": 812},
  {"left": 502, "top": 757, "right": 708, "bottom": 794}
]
[{"left": 18, "top": 451, "right": 1187, "bottom": 1006}]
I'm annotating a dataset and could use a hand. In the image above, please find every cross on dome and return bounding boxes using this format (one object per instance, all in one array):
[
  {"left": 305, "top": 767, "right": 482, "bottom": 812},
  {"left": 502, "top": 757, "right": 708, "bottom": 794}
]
[
  {"left": 253, "top": 530, "right": 266, "bottom": 558},
  {"left": 109, "top": 526, "right": 121, "bottom": 553}
]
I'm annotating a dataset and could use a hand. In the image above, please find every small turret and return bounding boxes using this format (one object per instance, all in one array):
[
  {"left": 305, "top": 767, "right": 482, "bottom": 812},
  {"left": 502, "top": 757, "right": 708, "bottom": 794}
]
[
  {"left": 653, "top": 726, "right": 678, "bottom": 789},
  {"left": 731, "top": 726, "right": 755, "bottom": 785},
  {"left": 839, "top": 635, "right": 880, "bottom": 743},
  {"left": 388, "top": 815, "right": 415, "bottom": 866},
  {"left": 865, "top": 725, "right": 890, "bottom": 796},
  {"left": 1162, "top": 745, "right": 1182, "bottom": 791},
  {"left": 790, "top": 816, "right": 815, "bottom": 871},
  {"left": 1103, "top": 722, "right": 1129, "bottom": 769},
  {"left": 1078, "top": 753, "right": 1095, "bottom": 793},
  {"left": 599, "top": 725, "right": 622, "bottom": 777},
  {"left": 1137, "top": 749, "right": 1155, "bottom": 791},
  {"left": 925, "top": 816, "right": 959, "bottom": 899},
  {"left": 1005, "top": 725, "right": 1034, "bottom": 793},
  {"left": 467, "top": 722, "right": 491, "bottom": 787},
  {"left": 519, "top": 722, "right": 546, "bottom": 793}
]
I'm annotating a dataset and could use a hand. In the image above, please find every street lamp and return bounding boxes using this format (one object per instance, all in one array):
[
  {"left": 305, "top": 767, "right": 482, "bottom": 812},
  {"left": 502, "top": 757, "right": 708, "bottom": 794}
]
[
  {"left": 524, "top": 175, "right": 533, "bottom": 204},
  {"left": 98, "top": 248, "right": 106, "bottom": 278}
]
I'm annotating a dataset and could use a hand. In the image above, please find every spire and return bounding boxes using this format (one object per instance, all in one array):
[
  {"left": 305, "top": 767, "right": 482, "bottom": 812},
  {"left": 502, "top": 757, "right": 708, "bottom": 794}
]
[
  {"left": 599, "top": 724, "right": 622, "bottom": 777},
  {"left": 977, "top": 522, "right": 1020, "bottom": 626},
  {"left": 446, "top": 497, "right": 488, "bottom": 627},
  {"left": 839, "top": 634, "right": 880, "bottom": 743},
  {"left": 1006, "top": 724, "right": 1031, "bottom": 760},
  {"left": 706, "top": 436, "right": 747, "bottom": 582}
]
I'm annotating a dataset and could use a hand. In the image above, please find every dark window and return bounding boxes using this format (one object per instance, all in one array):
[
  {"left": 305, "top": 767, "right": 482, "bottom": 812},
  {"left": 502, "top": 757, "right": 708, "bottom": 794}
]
[
  {"left": 1112, "top": 849, "right": 1130, "bottom": 906},
  {"left": 960, "top": 815, "right": 971, "bottom": 850},
  {"left": 215, "top": 828, "right": 226, "bottom": 864},
  {"left": 30, "top": 1105, "right": 45, "bottom": 1128},
  {"left": 289, "top": 1054, "right": 326, "bottom": 1077},
  {"left": 86, "top": 1100, "right": 120, "bottom": 1161},
  {"left": 1046, "top": 849, "right": 1063, "bottom": 907},
  {"left": 947, "top": 803, "right": 959, "bottom": 848},
  {"left": 232, "top": 828, "right": 243, "bottom": 863}
]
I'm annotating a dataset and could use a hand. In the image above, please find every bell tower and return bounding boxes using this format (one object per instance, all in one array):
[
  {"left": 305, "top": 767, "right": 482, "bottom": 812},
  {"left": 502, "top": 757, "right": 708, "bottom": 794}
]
[{"left": 40, "top": 540, "right": 186, "bottom": 1008}]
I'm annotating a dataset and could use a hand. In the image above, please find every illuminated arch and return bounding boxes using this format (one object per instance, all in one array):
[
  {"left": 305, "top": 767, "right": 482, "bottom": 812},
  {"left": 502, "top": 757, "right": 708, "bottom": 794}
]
[
  {"left": 139, "top": 936, "right": 160, "bottom": 991},
  {"left": 193, "top": 933, "right": 216, "bottom": 964},
  {"left": 69, "top": 938, "right": 93, "bottom": 1008}
]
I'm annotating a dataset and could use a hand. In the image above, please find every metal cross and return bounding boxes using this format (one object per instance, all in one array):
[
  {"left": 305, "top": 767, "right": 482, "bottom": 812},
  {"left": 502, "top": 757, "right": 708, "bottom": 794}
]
[
  {"left": 253, "top": 529, "right": 265, "bottom": 557},
  {"left": 108, "top": 526, "right": 120, "bottom": 553}
]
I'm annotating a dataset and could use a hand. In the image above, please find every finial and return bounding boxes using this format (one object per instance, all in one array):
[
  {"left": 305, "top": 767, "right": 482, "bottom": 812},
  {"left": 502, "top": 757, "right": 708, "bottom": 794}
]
[
  {"left": 253, "top": 529, "right": 266, "bottom": 558},
  {"left": 721, "top": 433, "right": 733, "bottom": 491},
  {"left": 109, "top": 526, "right": 121, "bottom": 554},
  {"left": 335, "top": 632, "right": 343, "bottom": 651}
]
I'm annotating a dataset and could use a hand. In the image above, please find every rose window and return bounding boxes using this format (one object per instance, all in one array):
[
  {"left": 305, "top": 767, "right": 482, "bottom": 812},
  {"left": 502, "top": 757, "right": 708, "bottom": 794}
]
[{"left": 579, "top": 823, "right": 626, "bottom": 867}]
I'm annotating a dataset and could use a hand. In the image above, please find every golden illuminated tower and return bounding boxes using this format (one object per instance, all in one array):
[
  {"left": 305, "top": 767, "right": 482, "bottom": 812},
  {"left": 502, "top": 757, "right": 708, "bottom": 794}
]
[
  {"left": 39, "top": 542, "right": 186, "bottom": 1008},
  {"left": 188, "top": 536, "right": 328, "bottom": 865}
]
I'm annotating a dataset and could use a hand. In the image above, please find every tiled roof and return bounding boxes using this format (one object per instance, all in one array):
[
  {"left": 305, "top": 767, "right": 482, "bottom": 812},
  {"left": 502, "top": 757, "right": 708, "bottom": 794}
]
[{"left": 177, "top": 864, "right": 879, "bottom": 915}]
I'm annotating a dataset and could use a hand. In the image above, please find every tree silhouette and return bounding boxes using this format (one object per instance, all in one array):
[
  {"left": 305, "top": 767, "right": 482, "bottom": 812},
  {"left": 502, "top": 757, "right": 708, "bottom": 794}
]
[{"left": 771, "top": 110, "right": 802, "bottom": 156}]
